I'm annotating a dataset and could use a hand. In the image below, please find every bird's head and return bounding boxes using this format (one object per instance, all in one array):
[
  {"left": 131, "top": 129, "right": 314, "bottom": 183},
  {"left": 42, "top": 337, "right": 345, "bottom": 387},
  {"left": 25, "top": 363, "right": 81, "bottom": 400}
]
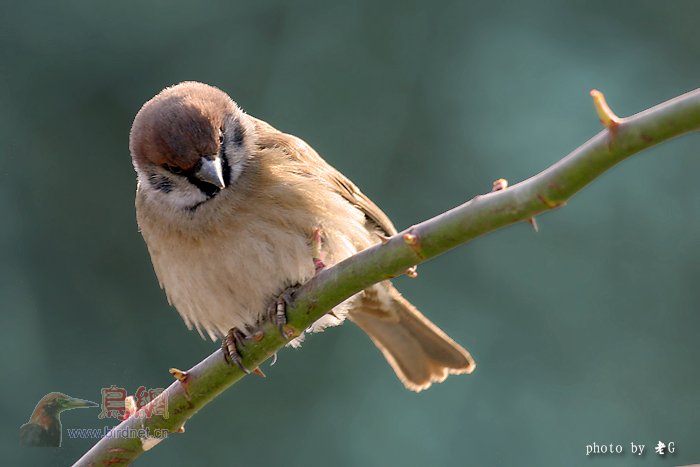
[
  {"left": 31, "top": 392, "right": 98, "bottom": 420},
  {"left": 130, "top": 81, "right": 255, "bottom": 211}
]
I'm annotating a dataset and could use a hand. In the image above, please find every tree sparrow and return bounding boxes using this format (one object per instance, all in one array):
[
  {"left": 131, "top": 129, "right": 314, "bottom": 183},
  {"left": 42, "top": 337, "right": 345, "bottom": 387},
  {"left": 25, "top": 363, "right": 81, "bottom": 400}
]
[{"left": 129, "top": 82, "right": 475, "bottom": 391}]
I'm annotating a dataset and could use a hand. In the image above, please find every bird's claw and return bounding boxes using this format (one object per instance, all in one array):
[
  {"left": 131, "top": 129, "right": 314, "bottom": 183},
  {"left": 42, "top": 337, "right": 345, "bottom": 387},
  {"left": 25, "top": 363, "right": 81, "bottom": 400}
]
[
  {"left": 221, "top": 327, "right": 251, "bottom": 374},
  {"left": 267, "top": 285, "right": 300, "bottom": 339}
]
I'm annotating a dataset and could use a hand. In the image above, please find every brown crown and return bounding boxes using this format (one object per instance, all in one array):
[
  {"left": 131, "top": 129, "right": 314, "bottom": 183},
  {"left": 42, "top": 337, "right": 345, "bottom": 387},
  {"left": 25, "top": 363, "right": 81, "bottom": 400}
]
[{"left": 130, "top": 82, "right": 237, "bottom": 170}]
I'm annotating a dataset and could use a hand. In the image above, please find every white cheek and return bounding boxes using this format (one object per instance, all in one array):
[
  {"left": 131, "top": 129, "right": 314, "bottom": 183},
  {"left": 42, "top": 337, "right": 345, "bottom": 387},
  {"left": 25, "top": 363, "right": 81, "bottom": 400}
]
[
  {"left": 223, "top": 140, "right": 248, "bottom": 186},
  {"left": 136, "top": 170, "right": 209, "bottom": 210}
]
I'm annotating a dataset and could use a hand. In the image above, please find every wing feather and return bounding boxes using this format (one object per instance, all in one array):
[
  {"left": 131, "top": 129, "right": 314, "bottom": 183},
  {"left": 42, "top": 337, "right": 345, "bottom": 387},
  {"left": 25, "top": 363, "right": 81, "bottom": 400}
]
[{"left": 252, "top": 117, "right": 397, "bottom": 236}]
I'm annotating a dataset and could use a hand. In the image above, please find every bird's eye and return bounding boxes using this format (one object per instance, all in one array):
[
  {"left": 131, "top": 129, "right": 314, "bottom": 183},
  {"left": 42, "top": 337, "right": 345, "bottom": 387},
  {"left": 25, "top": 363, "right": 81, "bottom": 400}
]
[{"left": 164, "top": 164, "right": 185, "bottom": 175}]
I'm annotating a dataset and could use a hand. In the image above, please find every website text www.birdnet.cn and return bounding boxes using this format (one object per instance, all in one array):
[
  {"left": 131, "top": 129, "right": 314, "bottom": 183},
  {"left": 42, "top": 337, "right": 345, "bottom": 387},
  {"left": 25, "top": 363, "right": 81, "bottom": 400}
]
[{"left": 66, "top": 426, "right": 169, "bottom": 440}]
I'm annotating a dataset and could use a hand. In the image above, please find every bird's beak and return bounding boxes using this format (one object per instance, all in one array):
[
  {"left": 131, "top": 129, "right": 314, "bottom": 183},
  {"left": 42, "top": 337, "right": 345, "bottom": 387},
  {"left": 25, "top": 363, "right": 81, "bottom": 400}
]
[
  {"left": 196, "top": 155, "right": 226, "bottom": 189},
  {"left": 62, "top": 397, "right": 98, "bottom": 410}
]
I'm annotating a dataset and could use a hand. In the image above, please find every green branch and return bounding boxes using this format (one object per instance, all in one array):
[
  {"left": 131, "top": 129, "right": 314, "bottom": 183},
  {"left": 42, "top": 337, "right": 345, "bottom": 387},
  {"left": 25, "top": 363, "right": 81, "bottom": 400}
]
[{"left": 73, "top": 88, "right": 700, "bottom": 466}]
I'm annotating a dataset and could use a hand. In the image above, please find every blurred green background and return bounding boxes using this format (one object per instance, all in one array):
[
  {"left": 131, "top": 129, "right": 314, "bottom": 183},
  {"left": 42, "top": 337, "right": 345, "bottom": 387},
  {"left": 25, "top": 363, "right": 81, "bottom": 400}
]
[{"left": 3, "top": 1, "right": 699, "bottom": 466}]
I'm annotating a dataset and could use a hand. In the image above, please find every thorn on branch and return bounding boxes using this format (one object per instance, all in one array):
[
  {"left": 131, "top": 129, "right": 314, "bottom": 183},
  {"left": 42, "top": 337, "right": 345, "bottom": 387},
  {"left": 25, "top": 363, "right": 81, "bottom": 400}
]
[
  {"left": 169, "top": 367, "right": 189, "bottom": 383},
  {"left": 252, "top": 367, "right": 266, "bottom": 378},
  {"left": 402, "top": 231, "right": 422, "bottom": 276},
  {"left": 527, "top": 217, "right": 539, "bottom": 232},
  {"left": 403, "top": 232, "right": 418, "bottom": 246},
  {"left": 403, "top": 232, "right": 423, "bottom": 254},
  {"left": 491, "top": 178, "right": 538, "bottom": 230},
  {"left": 590, "top": 89, "right": 621, "bottom": 130},
  {"left": 491, "top": 178, "right": 508, "bottom": 192},
  {"left": 169, "top": 367, "right": 191, "bottom": 401}
]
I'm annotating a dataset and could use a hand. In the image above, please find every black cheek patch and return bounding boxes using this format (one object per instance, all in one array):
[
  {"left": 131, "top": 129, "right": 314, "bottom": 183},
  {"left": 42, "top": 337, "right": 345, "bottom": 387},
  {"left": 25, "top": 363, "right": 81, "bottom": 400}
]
[
  {"left": 232, "top": 122, "right": 244, "bottom": 146},
  {"left": 148, "top": 174, "right": 173, "bottom": 193},
  {"left": 220, "top": 146, "right": 232, "bottom": 186}
]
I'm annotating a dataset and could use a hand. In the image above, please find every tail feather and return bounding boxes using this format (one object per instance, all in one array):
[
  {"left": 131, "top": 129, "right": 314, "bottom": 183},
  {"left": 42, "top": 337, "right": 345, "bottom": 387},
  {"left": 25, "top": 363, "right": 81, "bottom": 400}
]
[{"left": 348, "top": 284, "right": 475, "bottom": 392}]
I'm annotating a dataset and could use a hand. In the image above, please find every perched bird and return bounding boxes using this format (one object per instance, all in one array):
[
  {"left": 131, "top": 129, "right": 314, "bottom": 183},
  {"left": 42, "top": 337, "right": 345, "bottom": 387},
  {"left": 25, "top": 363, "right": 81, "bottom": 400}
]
[
  {"left": 19, "top": 392, "right": 98, "bottom": 447},
  {"left": 130, "top": 82, "right": 475, "bottom": 391}
]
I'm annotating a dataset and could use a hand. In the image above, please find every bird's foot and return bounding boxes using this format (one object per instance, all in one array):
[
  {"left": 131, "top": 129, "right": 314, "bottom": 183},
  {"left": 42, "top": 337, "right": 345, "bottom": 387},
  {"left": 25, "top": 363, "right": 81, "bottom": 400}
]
[
  {"left": 221, "top": 327, "right": 251, "bottom": 374},
  {"left": 257, "top": 229, "right": 324, "bottom": 342},
  {"left": 267, "top": 284, "right": 300, "bottom": 339}
]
